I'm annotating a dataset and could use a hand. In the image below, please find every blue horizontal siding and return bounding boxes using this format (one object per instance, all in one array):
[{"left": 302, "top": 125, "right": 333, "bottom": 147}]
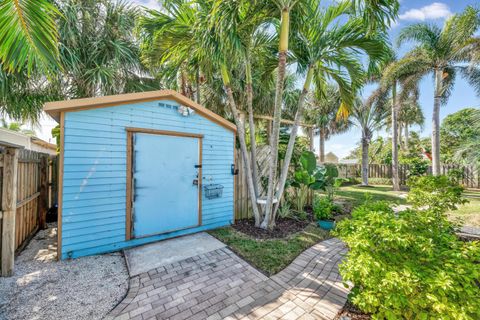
[{"left": 61, "top": 99, "right": 234, "bottom": 259}]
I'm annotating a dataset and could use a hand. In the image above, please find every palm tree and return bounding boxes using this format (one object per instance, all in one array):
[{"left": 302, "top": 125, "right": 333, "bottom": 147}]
[
  {"left": 0, "top": 0, "right": 60, "bottom": 74},
  {"left": 304, "top": 84, "right": 351, "bottom": 162},
  {"left": 2, "top": 0, "right": 158, "bottom": 122},
  {"left": 58, "top": 0, "right": 155, "bottom": 98},
  {"left": 351, "top": 95, "right": 389, "bottom": 186},
  {"left": 271, "top": 1, "right": 389, "bottom": 221},
  {"left": 395, "top": 6, "right": 480, "bottom": 175},
  {"left": 398, "top": 96, "right": 424, "bottom": 150}
]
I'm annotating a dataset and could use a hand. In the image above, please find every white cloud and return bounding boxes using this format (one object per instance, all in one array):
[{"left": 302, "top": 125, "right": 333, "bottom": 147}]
[
  {"left": 131, "top": 0, "right": 160, "bottom": 10},
  {"left": 399, "top": 2, "right": 452, "bottom": 21}
]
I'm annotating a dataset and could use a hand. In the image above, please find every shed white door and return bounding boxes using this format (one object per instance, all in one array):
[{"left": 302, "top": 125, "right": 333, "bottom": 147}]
[{"left": 131, "top": 132, "right": 201, "bottom": 238}]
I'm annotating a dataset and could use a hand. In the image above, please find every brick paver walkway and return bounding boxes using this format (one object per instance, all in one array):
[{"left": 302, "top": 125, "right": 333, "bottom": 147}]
[{"left": 106, "top": 238, "right": 348, "bottom": 320}]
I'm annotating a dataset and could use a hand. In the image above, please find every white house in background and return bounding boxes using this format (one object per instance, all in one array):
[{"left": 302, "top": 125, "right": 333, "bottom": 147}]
[
  {"left": 0, "top": 128, "right": 56, "bottom": 155},
  {"left": 339, "top": 158, "right": 359, "bottom": 165},
  {"left": 324, "top": 152, "right": 339, "bottom": 163}
]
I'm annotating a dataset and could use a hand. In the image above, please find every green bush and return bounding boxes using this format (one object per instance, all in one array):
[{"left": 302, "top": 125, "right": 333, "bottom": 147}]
[
  {"left": 334, "top": 179, "right": 480, "bottom": 319},
  {"left": 407, "top": 175, "right": 468, "bottom": 215},
  {"left": 313, "top": 196, "right": 341, "bottom": 220},
  {"left": 400, "top": 155, "right": 429, "bottom": 178}
]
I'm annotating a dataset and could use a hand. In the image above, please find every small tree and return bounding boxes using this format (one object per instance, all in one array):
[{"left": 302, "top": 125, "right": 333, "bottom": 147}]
[{"left": 350, "top": 96, "right": 389, "bottom": 186}]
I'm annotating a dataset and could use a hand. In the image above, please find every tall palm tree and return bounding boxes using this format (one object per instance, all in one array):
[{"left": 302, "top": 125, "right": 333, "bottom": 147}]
[
  {"left": 351, "top": 95, "right": 389, "bottom": 186},
  {"left": 395, "top": 6, "right": 480, "bottom": 175},
  {"left": 58, "top": 0, "right": 154, "bottom": 98},
  {"left": 271, "top": 1, "right": 389, "bottom": 221},
  {"left": 0, "top": 0, "right": 60, "bottom": 74},
  {"left": 398, "top": 96, "right": 424, "bottom": 150},
  {"left": 304, "top": 84, "right": 351, "bottom": 162}
]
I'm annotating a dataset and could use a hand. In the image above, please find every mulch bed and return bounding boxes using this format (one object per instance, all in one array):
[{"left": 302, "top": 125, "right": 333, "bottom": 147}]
[
  {"left": 335, "top": 301, "right": 371, "bottom": 320},
  {"left": 232, "top": 217, "right": 311, "bottom": 239}
]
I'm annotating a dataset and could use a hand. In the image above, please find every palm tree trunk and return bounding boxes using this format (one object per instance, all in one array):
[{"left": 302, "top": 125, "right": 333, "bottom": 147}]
[
  {"left": 272, "top": 65, "right": 315, "bottom": 221},
  {"left": 391, "top": 82, "right": 400, "bottom": 191},
  {"left": 263, "top": 7, "right": 290, "bottom": 229},
  {"left": 399, "top": 123, "right": 405, "bottom": 151},
  {"left": 405, "top": 124, "right": 409, "bottom": 149},
  {"left": 220, "top": 64, "right": 261, "bottom": 226},
  {"left": 319, "top": 127, "right": 326, "bottom": 163},
  {"left": 246, "top": 58, "right": 259, "bottom": 198},
  {"left": 432, "top": 69, "right": 442, "bottom": 175},
  {"left": 195, "top": 68, "right": 201, "bottom": 104},
  {"left": 361, "top": 134, "right": 369, "bottom": 186}
]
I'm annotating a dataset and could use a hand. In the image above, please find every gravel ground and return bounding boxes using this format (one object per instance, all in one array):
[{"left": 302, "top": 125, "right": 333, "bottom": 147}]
[{"left": 0, "top": 223, "right": 129, "bottom": 320}]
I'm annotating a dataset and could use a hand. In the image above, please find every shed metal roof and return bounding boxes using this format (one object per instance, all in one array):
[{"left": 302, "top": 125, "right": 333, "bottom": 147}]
[{"left": 44, "top": 90, "right": 236, "bottom": 132}]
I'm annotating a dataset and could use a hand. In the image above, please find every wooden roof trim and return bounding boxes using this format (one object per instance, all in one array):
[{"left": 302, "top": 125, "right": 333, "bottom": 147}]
[{"left": 43, "top": 90, "right": 236, "bottom": 132}]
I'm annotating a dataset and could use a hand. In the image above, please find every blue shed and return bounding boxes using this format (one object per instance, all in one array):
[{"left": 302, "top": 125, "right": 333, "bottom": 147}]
[{"left": 44, "top": 90, "right": 236, "bottom": 259}]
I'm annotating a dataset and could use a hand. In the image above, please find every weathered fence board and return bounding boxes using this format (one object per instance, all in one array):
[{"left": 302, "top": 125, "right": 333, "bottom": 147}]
[
  {"left": 234, "top": 145, "right": 313, "bottom": 220},
  {"left": 337, "top": 163, "right": 480, "bottom": 189},
  {"left": 1, "top": 147, "right": 57, "bottom": 276}
]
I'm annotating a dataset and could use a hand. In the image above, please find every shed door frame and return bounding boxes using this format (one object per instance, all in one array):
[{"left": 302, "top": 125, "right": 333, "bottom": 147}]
[{"left": 125, "top": 127, "right": 203, "bottom": 241}]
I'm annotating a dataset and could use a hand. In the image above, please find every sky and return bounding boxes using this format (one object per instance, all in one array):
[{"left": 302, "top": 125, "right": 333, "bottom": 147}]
[{"left": 33, "top": 0, "right": 480, "bottom": 158}]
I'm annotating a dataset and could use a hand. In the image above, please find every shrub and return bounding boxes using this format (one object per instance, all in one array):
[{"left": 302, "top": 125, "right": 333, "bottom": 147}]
[
  {"left": 313, "top": 196, "right": 341, "bottom": 220},
  {"left": 334, "top": 180, "right": 480, "bottom": 319},
  {"left": 407, "top": 175, "right": 468, "bottom": 215},
  {"left": 400, "top": 155, "right": 429, "bottom": 178}
]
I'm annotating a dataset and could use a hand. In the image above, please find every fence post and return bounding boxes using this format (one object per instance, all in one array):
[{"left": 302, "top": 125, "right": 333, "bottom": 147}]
[
  {"left": 1, "top": 147, "right": 19, "bottom": 277},
  {"left": 38, "top": 156, "right": 48, "bottom": 230}
]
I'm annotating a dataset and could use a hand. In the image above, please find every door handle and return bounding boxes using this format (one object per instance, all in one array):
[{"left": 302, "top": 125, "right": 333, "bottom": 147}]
[{"left": 193, "top": 179, "right": 199, "bottom": 186}]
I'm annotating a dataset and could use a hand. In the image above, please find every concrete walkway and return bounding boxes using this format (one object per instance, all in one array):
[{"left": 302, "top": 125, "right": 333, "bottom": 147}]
[{"left": 107, "top": 238, "right": 348, "bottom": 320}]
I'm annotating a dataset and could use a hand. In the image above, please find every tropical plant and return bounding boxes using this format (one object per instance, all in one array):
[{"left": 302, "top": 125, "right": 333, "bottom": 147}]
[
  {"left": 304, "top": 84, "right": 351, "bottom": 162},
  {"left": 440, "top": 107, "right": 480, "bottom": 165},
  {"left": 393, "top": 6, "right": 480, "bottom": 175},
  {"left": 335, "top": 198, "right": 480, "bottom": 319},
  {"left": 400, "top": 154, "right": 429, "bottom": 178},
  {"left": 2, "top": 0, "right": 158, "bottom": 122},
  {"left": 271, "top": 0, "right": 391, "bottom": 225},
  {"left": 313, "top": 196, "right": 337, "bottom": 220},
  {"left": 57, "top": 0, "right": 156, "bottom": 98},
  {"left": 350, "top": 95, "right": 389, "bottom": 186},
  {"left": 407, "top": 175, "right": 468, "bottom": 215},
  {"left": 0, "top": 0, "right": 60, "bottom": 74},
  {"left": 397, "top": 96, "right": 424, "bottom": 150}
]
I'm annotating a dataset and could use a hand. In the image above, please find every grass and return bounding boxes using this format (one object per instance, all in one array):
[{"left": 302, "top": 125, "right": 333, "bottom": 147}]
[
  {"left": 210, "top": 185, "right": 479, "bottom": 276},
  {"left": 335, "top": 185, "right": 407, "bottom": 207},
  {"left": 209, "top": 224, "right": 330, "bottom": 275},
  {"left": 333, "top": 184, "right": 480, "bottom": 227},
  {"left": 448, "top": 190, "right": 480, "bottom": 227}
]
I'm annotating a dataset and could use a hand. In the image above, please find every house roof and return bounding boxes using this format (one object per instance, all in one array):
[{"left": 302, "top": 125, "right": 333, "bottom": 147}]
[{"left": 44, "top": 90, "right": 236, "bottom": 132}]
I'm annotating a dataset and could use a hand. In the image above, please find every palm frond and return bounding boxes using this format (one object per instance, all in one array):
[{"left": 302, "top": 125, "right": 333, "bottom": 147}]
[{"left": 0, "top": 0, "right": 60, "bottom": 74}]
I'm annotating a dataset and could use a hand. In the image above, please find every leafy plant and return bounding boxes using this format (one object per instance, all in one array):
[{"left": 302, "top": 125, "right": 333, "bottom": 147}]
[
  {"left": 407, "top": 175, "right": 468, "bottom": 215},
  {"left": 313, "top": 196, "right": 338, "bottom": 220},
  {"left": 287, "top": 151, "right": 324, "bottom": 211},
  {"left": 277, "top": 202, "right": 292, "bottom": 219},
  {"left": 334, "top": 180, "right": 479, "bottom": 319},
  {"left": 318, "top": 163, "right": 340, "bottom": 200},
  {"left": 400, "top": 155, "right": 429, "bottom": 178}
]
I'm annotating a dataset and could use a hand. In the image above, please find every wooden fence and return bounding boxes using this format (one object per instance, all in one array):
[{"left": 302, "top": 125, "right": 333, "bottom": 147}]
[
  {"left": 337, "top": 163, "right": 480, "bottom": 189},
  {"left": 234, "top": 146, "right": 313, "bottom": 220},
  {"left": 1, "top": 147, "right": 56, "bottom": 276}
]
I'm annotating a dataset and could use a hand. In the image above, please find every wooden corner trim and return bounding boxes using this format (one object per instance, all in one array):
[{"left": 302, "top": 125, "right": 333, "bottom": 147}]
[
  {"left": 57, "top": 112, "right": 65, "bottom": 260},
  {"left": 43, "top": 90, "right": 236, "bottom": 132},
  {"left": 126, "top": 127, "right": 204, "bottom": 139}
]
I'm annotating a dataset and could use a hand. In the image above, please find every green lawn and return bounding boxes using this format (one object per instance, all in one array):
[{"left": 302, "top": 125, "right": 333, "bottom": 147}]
[
  {"left": 210, "top": 185, "right": 479, "bottom": 276},
  {"left": 335, "top": 185, "right": 407, "bottom": 207},
  {"left": 209, "top": 224, "right": 330, "bottom": 275},
  {"left": 333, "top": 185, "right": 480, "bottom": 227}
]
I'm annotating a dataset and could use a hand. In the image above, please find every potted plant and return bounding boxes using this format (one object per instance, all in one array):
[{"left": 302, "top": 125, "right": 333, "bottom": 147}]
[{"left": 314, "top": 196, "right": 336, "bottom": 230}]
